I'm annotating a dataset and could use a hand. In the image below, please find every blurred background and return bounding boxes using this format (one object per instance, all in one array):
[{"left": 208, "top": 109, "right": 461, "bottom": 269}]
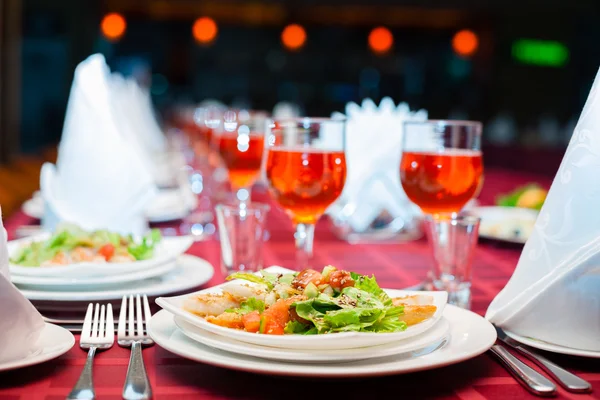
[{"left": 2, "top": 0, "right": 600, "bottom": 178}]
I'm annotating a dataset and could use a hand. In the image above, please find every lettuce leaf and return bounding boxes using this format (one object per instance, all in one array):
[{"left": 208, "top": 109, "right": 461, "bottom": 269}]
[
  {"left": 284, "top": 320, "right": 315, "bottom": 334},
  {"left": 226, "top": 297, "right": 265, "bottom": 315},
  {"left": 226, "top": 272, "right": 274, "bottom": 290},
  {"left": 350, "top": 272, "right": 392, "bottom": 306}
]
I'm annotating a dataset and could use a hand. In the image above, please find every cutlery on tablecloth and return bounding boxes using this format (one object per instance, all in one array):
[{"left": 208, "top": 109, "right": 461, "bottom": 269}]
[
  {"left": 67, "top": 303, "right": 115, "bottom": 400},
  {"left": 495, "top": 325, "right": 592, "bottom": 393},
  {"left": 488, "top": 344, "right": 557, "bottom": 397},
  {"left": 118, "top": 294, "right": 154, "bottom": 400}
]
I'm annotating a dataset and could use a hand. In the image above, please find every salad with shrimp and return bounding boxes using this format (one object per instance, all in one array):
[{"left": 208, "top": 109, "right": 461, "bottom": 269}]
[
  {"left": 10, "top": 223, "right": 162, "bottom": 267},
  {"left": 184, "top": 266, "right": 437, "bottom": 335}
]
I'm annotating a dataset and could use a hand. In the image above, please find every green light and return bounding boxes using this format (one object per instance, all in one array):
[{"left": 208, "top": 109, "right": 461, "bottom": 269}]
[{"left": 512, "top": 39, "right": 569, "bottom": 67}]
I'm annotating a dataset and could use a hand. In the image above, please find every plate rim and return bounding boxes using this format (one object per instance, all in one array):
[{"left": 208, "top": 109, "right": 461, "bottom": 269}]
[
  {"left": 155, "top": 266, "right": 448, "bottom": 349},
  {"left": 11, "top": 259, "right": 178, "bottom": 287},
  {"left": 504, "top": 329, "right": 600, "bottom": 358},
  {"left": 471, "top": 205, "right": 539, "bottom": 244},
  {"left": 174, "top": 314, "right": 452, "bottom": 362},
  {"left": 148, "top": 305, "right": 497, "bottom": 377},
  {"left": 17, "top": 254, "right": 214, "bottom": 301},
  {"left": 0, "top": 322, "right": 75, "bottom": 372}
]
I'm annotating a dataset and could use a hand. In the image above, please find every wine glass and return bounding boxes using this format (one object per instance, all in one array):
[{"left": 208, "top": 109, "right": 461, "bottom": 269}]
[
  {"left": 264, "top": 117, "right": 347, "bottom": 270},
  {"left": 400, "top": 120, "right": 483, "bottom": 308},
  {"left": 212, "top": 110, "right": 268, "bottom": 204}
]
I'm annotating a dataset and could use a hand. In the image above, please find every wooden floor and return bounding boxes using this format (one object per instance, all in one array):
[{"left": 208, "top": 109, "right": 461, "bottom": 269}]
[{"left": 0, "top": 147, "right": 57, "bottom": 218}]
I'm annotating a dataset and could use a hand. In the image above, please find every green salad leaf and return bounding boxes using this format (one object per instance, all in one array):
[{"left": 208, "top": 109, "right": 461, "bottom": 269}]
[
  {"left": 226, "top": 273, "right": 274, "bottom": 290},
  {"left": 10, "top": 225, "right": 162, "bottom": 266},
  {"left": 127, "top": 229, "right": 162, "bottom": 261},
  {"left": 226, "top": 297, "right": 265, "bottom": 315},
  {"left": 350, "top": 272, "right": 392, "bottom": 306},
  {"left": 290, "top": 285, "right": 407, "bottom": 334}
]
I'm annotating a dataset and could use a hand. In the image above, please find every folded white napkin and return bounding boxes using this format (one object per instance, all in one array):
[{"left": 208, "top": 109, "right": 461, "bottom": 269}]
[
  {"left": 42, "top": 54, "right": 158, "bottom": 236},
  {"left": 325, "top": 97, "right": 429, "bottom": 233},
  {"left": 0, "top": 208, "right": 45, "bottom": 363},
  {"left": 486, "top": 68, "right": 600, "bottom": 351}
]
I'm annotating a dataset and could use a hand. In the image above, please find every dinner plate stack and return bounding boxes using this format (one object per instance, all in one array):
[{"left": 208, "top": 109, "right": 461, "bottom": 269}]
[
  {"left": 7, "top": 233, "right": 214, "bottom": 311},
  {"left": 150, "top": 266, "right": 497, "bottom": 378}
]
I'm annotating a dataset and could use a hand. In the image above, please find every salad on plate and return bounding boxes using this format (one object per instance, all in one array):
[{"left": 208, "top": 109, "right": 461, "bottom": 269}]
[
  {"left": 10, "top": 223, "right": 162, "bottom": 267},
  {"left": 184, "top": 266, "right": 437, "bottom": 335}
]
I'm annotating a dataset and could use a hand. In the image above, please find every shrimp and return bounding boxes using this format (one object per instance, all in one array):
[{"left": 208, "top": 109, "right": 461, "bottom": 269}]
[
  {"left": 392, "top": 294, "right": 435, "bottom": 306},
  {"left": 399, "top": 305, "right": 437, "bottom": 326},
  {"left": 205, "top": 312, "right": 244, "bottom": 329},
  {"left": 221, "top": 282, "right": 268, "bottom": 302},
  {"left": 71, "top": 247, "right": 98, "bottom": 263},
  {"left": 41, "top": 251, "right": 70, "bottom": 266},
  {"left": 392, "top": 295, "right": 437, "bottom": 326},
  {"left": 183, "top": 292, "right": 241, "bottom": 317}
]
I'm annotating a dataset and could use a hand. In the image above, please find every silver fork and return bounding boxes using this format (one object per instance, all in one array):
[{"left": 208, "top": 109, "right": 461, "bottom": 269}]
[
  {"left": 118, "top": 294, "right": 154, "bottom": 400},
  {"left": 67, "top": 303, "right": 115, "bottom": 400}
]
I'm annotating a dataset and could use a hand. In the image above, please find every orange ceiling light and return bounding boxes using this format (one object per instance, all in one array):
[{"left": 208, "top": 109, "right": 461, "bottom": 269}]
[
  {"left": 452, "top": 29, "right": 479, "bottom": 57},
  {"left": 369, "top": 27, "right": 393, "bottom": 54},
  {"left": 281, "top": 24, "right": 306, "bottom": 51},
  {"left": 193, "top": 17, "right": 218, "bottom": 44},
  {"left": 101, "top": 13, "right": 126, "bottom": 41}
]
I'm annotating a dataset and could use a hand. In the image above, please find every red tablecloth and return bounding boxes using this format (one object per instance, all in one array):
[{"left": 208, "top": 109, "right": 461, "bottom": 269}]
[{"left": 1, "top": 168, "right": 599, "bottom": 400}]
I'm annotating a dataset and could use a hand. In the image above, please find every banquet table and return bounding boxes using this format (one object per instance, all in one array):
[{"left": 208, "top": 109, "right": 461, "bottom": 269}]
[{"left": 1, "top": 168, "right": 599, "bottom": 400}]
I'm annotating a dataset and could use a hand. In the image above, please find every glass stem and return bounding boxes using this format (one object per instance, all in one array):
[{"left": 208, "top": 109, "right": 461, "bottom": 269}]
[{"left": 294, "top": 223, "right": 315, "bottom": 270}]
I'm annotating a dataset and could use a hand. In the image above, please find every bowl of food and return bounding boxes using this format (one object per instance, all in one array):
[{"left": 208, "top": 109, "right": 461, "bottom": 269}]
[
  {"left": 8, "top": 223, "right": 192, "bottom": 278},
  {"left": 156, "top": 265, "right": 447, "bottom": 350}
]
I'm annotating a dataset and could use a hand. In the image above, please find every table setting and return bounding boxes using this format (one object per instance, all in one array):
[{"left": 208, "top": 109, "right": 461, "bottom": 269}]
[{"left": 0, "top": 53, "right": 599, "bottom": 400}]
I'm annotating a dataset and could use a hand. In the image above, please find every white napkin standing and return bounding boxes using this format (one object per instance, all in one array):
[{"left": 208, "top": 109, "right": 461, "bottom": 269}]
[
  {"left": 486, "top": 67, "right": 600, "bottom": 351},
  {"left": 42, "top": 54, "right": 158, "bottom": 236},
  {"left": 0, "top": 207, "right": 45, "bottom": 363},
  {"left": 325, "top": 97, "right": 429, "bottom": 233}
]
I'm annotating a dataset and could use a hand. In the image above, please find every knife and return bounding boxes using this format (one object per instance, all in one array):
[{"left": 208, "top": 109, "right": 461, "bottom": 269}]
[
  {"left": 495, "top": 325, "right": 592, "bottom": 393},
  {"left": 489, "top": 338, "right": 557, "bottom": 397}
]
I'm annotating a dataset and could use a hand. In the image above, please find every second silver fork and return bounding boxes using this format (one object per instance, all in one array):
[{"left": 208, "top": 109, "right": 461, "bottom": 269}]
[{"left": 118, "top": 294, "right": 154, "bottom": 400}]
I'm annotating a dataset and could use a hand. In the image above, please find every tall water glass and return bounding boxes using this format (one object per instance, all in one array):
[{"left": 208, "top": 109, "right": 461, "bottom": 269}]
[
  {"left": 264, "top": 117, "right": 346, "bottom": 270},
  {"left": 400, "top": 120, "right": 483, "bottom": 308}
]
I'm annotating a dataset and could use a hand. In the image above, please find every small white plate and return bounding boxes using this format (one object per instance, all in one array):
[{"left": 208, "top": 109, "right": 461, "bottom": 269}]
[
  {"left": 18, "top": 254, "right": 214, "bottom": 302},
  {"left": 156, "top": 266, "right": 448, "bottom": 350},
  {"left": 504, "top": 330, "right": 600, "bottom": 359},
  {"left": 11, "top": 260, "right": 178, "bottom": 289},
  {"left": 148, "top": 305, "right": 496, "bottom": 378},
  {"left": 470, "top": 206, "right": 539, "bottom": 244},
  {"left": 0, "top": 322, "right": 75, "bottom": 372},
  {"left": 9, "top": 234, "right": 193, "bottom": 278},
  {"left": 175, "top": 315, "right": 450, "bottom": 363},
  {"left": 21, "top": 188, "right": 195, "bottom": 223}
]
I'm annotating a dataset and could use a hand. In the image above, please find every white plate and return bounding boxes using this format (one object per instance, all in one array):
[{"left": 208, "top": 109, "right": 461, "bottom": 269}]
[
  {"left": 504, "top": 330, "right": 600, "bottom": 359},
  {"left": 21, "top": 188, "right": 195, "bottom": 223},
  {"left": 148, "top": 305, "right": 496, "bottom": 378},
  {"left": 175, "top": 314, "right": 451, "bottom": 363},
  {"left": 0, "top": 322, "right": 75, "bottom": 372},
  {"left": 9, "top": 234, "right": 193, "bottom": 278},
  {"left": 11, "top": 260, "right": 178, "bottom": 289},
  {"left": 156, "top": 266, "right": 448, "bottom": 350},
  {"left": 470, "top": 206, "right": 539, "bottom": 244},
  {"left": 17, "top": 254, "right": 214, "bottom": 302}
]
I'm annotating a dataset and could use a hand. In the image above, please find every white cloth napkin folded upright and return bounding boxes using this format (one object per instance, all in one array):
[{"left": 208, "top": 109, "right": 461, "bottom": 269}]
[
  {"left": 0, "top": 208, "right": 45, "bottom": 363},
  {"left": 486, "top": 68, "right": 600, "bottom": 351},
  {"left": 325, "top": 97, "right": 429, "bottom": 233},
  {"left": 42, "top": 54, "right": 158, "bottom": 236}
]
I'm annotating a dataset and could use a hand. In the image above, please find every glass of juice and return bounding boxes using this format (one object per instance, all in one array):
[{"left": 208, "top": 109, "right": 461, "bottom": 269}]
[
  {"left": 400, "top": 120, "right": 483, "bottom": 308},
  {"left": 264, "top": 117, "right": 347, "bottom": 270},
  {"left": 212, "top": 109, "right": 268, "bottom": 204}
]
